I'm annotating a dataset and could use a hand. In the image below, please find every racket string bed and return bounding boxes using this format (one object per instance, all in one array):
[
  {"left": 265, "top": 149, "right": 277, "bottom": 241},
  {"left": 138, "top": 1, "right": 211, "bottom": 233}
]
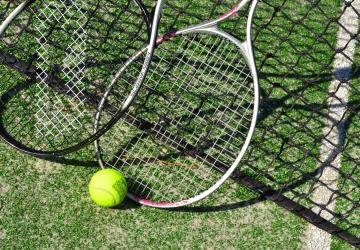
[
  {"left": 98, "top": 32, "right": 256, "bottom": 204},
  {"left": 34, "top": 1, "right": 89, "bottom": 141}
]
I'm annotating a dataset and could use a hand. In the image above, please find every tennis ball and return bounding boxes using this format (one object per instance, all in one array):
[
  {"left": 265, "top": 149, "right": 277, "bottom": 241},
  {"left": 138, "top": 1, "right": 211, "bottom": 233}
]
[{"left": 88, "top": 169, "right": 127, "bottom": 208}]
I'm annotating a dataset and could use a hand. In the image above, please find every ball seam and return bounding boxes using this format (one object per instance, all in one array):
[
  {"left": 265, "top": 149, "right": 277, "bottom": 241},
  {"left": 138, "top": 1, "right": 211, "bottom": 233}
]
[{"left": 90, "top": 185, "right": 117, "bottom": 206}]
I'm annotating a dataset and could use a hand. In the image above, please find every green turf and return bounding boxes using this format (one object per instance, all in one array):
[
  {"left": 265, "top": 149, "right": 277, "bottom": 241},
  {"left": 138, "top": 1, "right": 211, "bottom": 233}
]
[
  {"left": 0, "top": 0, "right": 358, "bottom": 249},
  {"left": 0, "top": 142, "right": 307, "bottom": 249}
]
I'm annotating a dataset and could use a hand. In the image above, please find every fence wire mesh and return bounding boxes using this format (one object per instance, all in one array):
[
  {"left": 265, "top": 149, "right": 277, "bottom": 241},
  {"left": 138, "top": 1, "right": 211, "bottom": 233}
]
[{"left": 156, "top": 0, "right": 360, "bottom": 246}]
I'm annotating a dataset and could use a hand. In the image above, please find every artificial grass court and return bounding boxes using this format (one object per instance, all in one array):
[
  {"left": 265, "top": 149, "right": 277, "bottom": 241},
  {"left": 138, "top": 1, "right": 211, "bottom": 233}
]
[
  {"left": 0, "top": 0, "right": 359, "bottom": 249},
  {"left": 0, "top": 143, "right": 306, "bottom": 249}
]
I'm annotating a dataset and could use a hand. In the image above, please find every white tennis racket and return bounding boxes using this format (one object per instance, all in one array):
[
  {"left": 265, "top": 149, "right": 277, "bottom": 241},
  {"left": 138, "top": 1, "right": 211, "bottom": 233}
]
[{"left": 95, "top": 0, "right": 259, "bottom": 208}]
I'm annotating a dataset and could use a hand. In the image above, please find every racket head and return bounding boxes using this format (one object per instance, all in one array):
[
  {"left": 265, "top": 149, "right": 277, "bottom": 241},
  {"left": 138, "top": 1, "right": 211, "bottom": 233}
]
[
  {"left": 95, "top": 27, "right": 259, "bottom": 208},
  {"left": 0, "top": 0, "right": 150, "bottom": 158}
]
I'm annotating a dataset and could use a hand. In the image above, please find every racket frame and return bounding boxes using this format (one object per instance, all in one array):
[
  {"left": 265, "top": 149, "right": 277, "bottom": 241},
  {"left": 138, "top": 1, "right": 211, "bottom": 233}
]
[
  {"left": 0, "top": 0, "right": 155, "bottom": 158},
  {"left": 97, "top": 0, "right": 259, "bottom": 207}
]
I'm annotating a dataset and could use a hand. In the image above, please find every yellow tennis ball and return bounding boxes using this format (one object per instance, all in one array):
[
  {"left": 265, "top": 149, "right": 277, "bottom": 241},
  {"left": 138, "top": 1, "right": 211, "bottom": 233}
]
[{"left": 88, "top": 169, "right": 127, "bottom": 208}]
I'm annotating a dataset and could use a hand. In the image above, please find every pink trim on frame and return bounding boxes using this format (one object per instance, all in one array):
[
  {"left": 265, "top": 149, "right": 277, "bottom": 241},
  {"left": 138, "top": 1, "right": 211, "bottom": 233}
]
[
  {"left": 156, "top": 32, "right": 177, "bottom": 45},
  {"left": 219, "top": 2, "right": 242, "bottom": 19},
  {"left": 140, "top": 198, "right": 190, "bottom": 208}
]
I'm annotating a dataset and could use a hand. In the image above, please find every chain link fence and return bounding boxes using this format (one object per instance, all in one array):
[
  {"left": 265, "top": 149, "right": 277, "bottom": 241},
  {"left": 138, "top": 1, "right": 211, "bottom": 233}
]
[{"left": 156, "top": 0, "right": 360, "bottom": 247}]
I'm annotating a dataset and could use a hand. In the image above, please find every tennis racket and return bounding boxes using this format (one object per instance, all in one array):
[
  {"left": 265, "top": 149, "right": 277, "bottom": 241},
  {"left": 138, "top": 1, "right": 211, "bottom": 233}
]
[
  {"left": 95, "top": 0, "right": 259, "bottom": 208},
  {"left": 0, "top": 0, "right": 158, "bottom": 158}
]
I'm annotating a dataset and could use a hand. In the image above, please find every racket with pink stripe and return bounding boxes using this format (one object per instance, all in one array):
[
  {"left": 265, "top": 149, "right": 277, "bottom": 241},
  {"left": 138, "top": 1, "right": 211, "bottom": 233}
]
[{"left": 95, "top": 0, "right": 259, "bottom": 208}]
